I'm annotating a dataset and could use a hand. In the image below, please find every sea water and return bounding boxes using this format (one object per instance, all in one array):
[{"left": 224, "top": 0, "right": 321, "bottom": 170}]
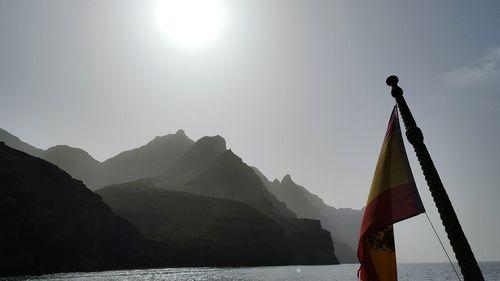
[{"left": 2, "top": 262, "right": 499, "bottom": 281}]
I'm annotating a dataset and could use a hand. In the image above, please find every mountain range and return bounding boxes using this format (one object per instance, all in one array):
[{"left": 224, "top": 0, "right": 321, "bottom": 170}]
[{"left": 0, "top": 128, "right": 362, "bottom": 266}]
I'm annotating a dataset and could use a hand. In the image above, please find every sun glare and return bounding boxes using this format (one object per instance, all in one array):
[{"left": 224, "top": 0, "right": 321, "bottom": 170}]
[{"left": 155, "top": 0, "right": 226, "bottom": 48}]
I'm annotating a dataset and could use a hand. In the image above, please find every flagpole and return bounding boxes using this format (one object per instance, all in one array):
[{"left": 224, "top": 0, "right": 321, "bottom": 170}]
[{"left": 385, "top": 75, "right": 484, "bottom": 281}]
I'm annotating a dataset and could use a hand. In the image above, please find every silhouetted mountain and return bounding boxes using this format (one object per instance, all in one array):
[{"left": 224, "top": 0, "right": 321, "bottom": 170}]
[
  {"left": 254, "top": 169, "right": 362, "bottom": 263},
  {"left": 0, "top": 142, "right": 163, "bottom": 276},
  {"left": 97, "top": 180, "right": 293, "bottom": 266},
  {"left": 0, "top": 128, "right": 44, "bottom": 157},
  {"left": 97, "top": 180, "right": 338, "bottom": 266},
  {"left": 162, "top": 135, "right": 226, "bottom": 183},
  {"left": 42, "top": 145, "right": 101, "bottom": 188},
  {"left": 0, "top": 128, "right": 195, "bottom": 190},
  {"left": 0, "top": 128, "right": 346, "bottom": 265},
  {"left": 99, "top": 129, "right": 194, "bottom": 187}
]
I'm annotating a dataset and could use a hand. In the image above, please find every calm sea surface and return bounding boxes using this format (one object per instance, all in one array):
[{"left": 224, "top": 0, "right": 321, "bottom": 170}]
[{"left": 3, "top": 262, "right": 499, "bottom": 281}]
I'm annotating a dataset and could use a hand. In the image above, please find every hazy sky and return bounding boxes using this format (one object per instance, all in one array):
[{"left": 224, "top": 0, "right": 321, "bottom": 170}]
[{"left": 1, "top": 0, "right": 499, "bottom": 262}]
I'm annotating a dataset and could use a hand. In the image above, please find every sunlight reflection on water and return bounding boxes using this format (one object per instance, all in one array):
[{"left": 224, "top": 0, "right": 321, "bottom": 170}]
[{"left": 3, "top": 262, "right": 500, "bottom": 281}]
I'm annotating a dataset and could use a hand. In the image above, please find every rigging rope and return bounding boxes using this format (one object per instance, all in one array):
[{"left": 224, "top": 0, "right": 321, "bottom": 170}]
[{"left": 424, "top": 212, "right": 462, "bottom": 281}]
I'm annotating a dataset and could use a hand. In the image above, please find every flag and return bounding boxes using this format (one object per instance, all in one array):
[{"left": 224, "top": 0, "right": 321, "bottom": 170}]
[{"left": 357, "top": 106, "right": 425, "bottom": 281}]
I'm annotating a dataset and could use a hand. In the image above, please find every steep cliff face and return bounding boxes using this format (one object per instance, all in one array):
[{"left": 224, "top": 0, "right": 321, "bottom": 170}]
[
  {"left": 97, "top": 181, "right": 293, "bottom": 266},
  {"left": 0, "top": 143, "right": 161, "bottom": 276},
  {"left": 283, "top": 219, "right": 338, "bottom": 265}
]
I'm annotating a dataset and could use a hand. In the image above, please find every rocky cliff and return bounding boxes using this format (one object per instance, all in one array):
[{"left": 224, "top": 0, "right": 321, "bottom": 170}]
[{"left": 0, "top": 142, "right": 164, "bottom": 276}]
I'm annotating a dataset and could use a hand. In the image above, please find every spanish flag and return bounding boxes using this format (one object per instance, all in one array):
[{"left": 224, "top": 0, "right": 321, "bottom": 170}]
[{"left": 358, "top": 106, "right": 425, "bottom": 281}]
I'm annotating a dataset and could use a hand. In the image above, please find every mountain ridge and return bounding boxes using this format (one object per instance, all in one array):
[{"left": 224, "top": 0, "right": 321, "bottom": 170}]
[
  {"left": 0, "top": 128, "right": 45, "bottom": 157},
  {"left": 0, "top": 128, "right": 195, "bottom": 190},
  {"left": 253, "top": 167, "right": 362, "bottom": 263},
  {"left": 99, "top": 130, "right": 195, "bottom": 187}
]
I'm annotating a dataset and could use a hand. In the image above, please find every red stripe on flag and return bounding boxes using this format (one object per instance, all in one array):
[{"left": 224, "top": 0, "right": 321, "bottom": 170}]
[{"left": 359, "top": 183, "right": 425, "bottom": 238}]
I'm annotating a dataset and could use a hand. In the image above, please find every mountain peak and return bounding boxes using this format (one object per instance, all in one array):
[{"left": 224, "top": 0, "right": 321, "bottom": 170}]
[
  {"left": 44, "top": 145, "right": 99, "bottom": 162},
  {"left": 47, "top": 144, "right": 89, "bottom": 153},
  {"left": 281, "top": 174, "right": 293, "bottom": 184},
  {"left": 99, "top": 131, "right": 194, "bottom": 188},
  {"left": 151, "top": 130, "right": 192, "bottom": 144}
]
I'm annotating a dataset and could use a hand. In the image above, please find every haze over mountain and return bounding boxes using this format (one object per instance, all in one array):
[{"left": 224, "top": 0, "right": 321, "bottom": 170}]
[
  {"left": 100, "top": 129, "right": 194, "bottom": 187},
  {"left": 0, "top": 128, "right": 195, "bottom": 190},
  {"left": 1, "top": 0, "right": 499, "bottom": 264}
]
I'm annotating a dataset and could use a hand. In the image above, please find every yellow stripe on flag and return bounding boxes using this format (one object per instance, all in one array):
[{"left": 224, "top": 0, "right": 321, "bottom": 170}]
[{"left": 367, "top": 133, "right": 410, "bottom": 203}]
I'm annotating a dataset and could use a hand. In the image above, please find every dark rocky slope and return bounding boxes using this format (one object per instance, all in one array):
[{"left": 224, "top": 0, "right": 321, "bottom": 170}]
[
  {"left": 97, "top": 180, "right": 293, "bottom": 266},
  {"left": 0, "top": 143, "right": 162, "bottom": 276}
]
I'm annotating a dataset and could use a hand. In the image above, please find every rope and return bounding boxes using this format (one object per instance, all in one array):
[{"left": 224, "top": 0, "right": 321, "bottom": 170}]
[{"left": 424, "top": 212, "right": 462, "bottom": 281}]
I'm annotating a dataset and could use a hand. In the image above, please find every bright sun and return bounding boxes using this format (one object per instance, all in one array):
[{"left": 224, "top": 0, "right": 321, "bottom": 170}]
[{"left": 155, "top": 0, "right": 226, "bottom": 48}]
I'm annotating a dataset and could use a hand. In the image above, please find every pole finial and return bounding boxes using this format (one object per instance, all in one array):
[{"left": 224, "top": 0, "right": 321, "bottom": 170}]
[
  {"left": 386, "top": 75, "right": 403, "bottom": 98},
  {"left": 386, "top": 75, "right": 399, "bottom": 87}
]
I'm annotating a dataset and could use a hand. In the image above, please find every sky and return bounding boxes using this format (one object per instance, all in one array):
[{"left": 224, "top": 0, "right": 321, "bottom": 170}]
[{"left": 1, "top": 0, "right": 499, "bottom": 263}]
